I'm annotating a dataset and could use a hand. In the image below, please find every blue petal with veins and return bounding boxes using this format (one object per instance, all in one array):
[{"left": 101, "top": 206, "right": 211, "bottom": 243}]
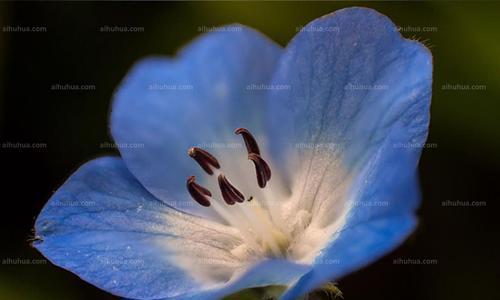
[
  {"left": 281, "top": 215, "right": 417, "bottom": 300},
  {"left": 267, "top": 7, "right": 431, "bottom": 298},
  {"left": 35, "top": 157, "right": 309, "bottom": 300},
  {"left": 110, "top": 25, "right": 282, "bottom": 216}
]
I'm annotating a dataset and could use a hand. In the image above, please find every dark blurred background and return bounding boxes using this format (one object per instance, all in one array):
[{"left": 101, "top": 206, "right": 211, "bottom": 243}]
[{"left": 0, "top": 1, "right": 498, "bottom": 299}]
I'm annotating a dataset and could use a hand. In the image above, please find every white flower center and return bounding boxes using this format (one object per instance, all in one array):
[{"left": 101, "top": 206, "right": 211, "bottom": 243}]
[{"left": 164, "top": 128, "right": 351, "bottom": 285}]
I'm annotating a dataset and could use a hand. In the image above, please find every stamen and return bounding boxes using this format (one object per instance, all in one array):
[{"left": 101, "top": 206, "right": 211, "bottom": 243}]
[
  {"left": 218, "top": 173, "right": 245, "bottom": 205},
  {"left": 248, "top": 153, "right": 272, "bottom": 188},
  {"left": 186, "top": 176, "right": 211, "bottom": 207},
  {"left": 235, "top": 127, "right": 260, "bottom": 155},
  {"left": 188, "top": 147, "right": 220, "bottom": 175}
]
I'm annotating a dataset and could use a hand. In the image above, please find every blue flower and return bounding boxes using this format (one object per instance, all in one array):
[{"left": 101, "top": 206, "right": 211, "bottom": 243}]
[{"left": 34, "top": 7, "right": 432, "bottom": 300}]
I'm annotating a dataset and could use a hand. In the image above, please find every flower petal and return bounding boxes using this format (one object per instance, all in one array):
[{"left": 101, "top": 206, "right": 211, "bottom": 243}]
[
  {"left": 267, "top": 8, "right": 432, "bottom": 296},
  {"left": 280, "top": 215, "right": 417, "bottom": 300},
  {"left": 156, "top": 259, "right": 310, "bottom": 300},
  {"left": 34, "top": 157, "right": 255, "bottom": 299},
  {"left": 110, "top": 25, "right": 282, "bottom": 215},
  {"left": 283, "top": 122, "right": 423, "bottom": 296},
  {"left": 266, "top": 7, "right": 432, "bottom": 225},
  {"left": 343, "top": 121, "right": 423, "bottom": 226}
]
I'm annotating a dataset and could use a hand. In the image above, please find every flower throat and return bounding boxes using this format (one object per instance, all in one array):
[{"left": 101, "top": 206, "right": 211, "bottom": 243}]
[{"left": 186, "top": 128, "right": 289, "bottom": 257}]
